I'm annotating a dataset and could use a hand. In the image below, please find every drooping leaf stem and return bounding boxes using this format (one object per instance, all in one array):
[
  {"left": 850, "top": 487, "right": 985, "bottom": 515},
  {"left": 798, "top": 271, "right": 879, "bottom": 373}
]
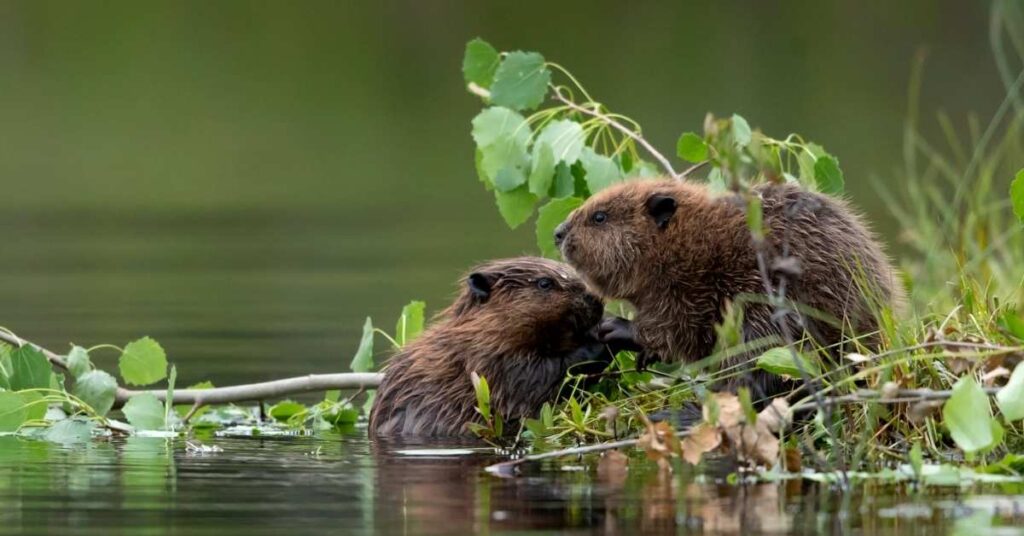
[{"left": 548, "top": 85, "right": 680, "bottom": 179}]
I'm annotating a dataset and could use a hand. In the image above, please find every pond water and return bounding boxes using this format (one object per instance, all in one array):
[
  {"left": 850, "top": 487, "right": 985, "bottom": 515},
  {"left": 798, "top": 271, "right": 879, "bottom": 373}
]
[
  {"left": 2, "top": 433, "right": 1023, "bottom": 535},
  {"left": 1, "top": 1, "right": 1020, "bottom": 534}
]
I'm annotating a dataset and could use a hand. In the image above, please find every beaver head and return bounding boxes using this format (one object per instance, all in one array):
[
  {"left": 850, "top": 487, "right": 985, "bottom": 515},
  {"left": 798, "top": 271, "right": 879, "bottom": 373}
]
[
  {"left": 443, "top": 256, "right": 604, "bottom": 356},
  {"left": 555, "top": 179, "right": 720, "bottom": 301}
]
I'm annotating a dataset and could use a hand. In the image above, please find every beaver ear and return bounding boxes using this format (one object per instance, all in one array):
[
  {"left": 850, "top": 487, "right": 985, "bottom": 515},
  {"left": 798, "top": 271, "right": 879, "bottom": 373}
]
[
  {"left": 467, "top": 272, "right": 495, "bottom": 301},
  {"left": 646, "top": 194, "right": 677, "bottom": 229}
]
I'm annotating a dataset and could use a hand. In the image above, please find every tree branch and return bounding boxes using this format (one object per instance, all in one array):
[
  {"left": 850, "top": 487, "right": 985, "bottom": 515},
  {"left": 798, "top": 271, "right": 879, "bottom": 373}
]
[
  {"left": 0, "top": 331, "right": 382, "bottom": 408},
  {"left": 550, "top": 87, "right": 680, "bottom": 179}
]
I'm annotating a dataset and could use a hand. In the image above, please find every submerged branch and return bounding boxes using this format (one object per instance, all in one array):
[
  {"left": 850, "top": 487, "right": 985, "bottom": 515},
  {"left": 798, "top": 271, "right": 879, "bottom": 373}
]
[{"left": 0, "top": 331, "right": 382, "bottom": 408}]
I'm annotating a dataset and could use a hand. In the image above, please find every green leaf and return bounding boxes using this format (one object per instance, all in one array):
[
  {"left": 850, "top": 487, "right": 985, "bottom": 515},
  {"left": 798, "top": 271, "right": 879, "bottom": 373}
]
[
  {"left": 72, "top": 370, "right": 118, "bottom": 417},
  {"left": 535, "top": 119, "right": 584, "bottom": 164},
  {"left": 119, "top": 337, "right": 168, "bottom": 387},
  {"left": 1001, "top": 309, "right": 1024, "bottom": 340},
  {"left": 943, "top": 376, "right": 997, "bottom": 453},
  {"left": 549, "top": 162, "right": 575, "bottom": 198},
  {"left": 0, "top": 391, "right": 28, "bottom": 432},
  {"left": 489, "top": 51, "right": 550, "bottom": 111},
  {"left": 493, "top": 166, "right": 527, "bottom": 192},
  {"left": 325, "top": 407, "right": 359, "bottom": 426},
  {"left": 395, "top": 301, "right": 426, "bottom": 347},
  {"left": 494, "top": 185, "right": 537, "bottom": 229},
  {"left": 756, "top": 347, "right": 820, "bottom": 378},
  {"left": 528, "top": 143, "right": 556, "bottom": 196},
  {"left": 746, "top": 195, "right": 764, "bottom": 242},
  {"left": 813, "top": 155, "right": 845, "bottom": 194},
  {"left": 9, "top": 345, "right": 54, "bottom": 391},
  {"left": 731, "top": 114, "right": 752, "bottom": 147},
  {"left": 471, "top": 107, "right": 531, "bottom": 183},
  {"left": 705, "top": 167, "right": 726, "bottom": 193},
  {"left": 1012, "top": 169, "right": 1024, "bottom": 223},
  {"left": 997, "top": 361, "right": 1024, "bottom": 421},
  {"left": 580, "top": 148, "right": 622, "bottom": 194},
  {"left": 568, "top": 397, "right": 584, "bottom": 426},
  {"left": 0, "top": 343, "right": 11, "bottom": 391},
  {"left": 471, "top": 372, "right": 491, "bottom": 421},
  {"left": 66, "top": 346, "right": 91, "bottom": 379},
  {"left": 471, "top": 107, "right": 528, "bottom": 147},
  {"left": 268, "top": 400, "right": 306, "bottom": 422},
  {"left": 676, "top": 132, "right": 708, "bottom": 162},
  {"left": 349, "top": 317, "right": 375, "bottom": 373},
  {"left": 122, "top": 393, "right": 166, "bottom": 431},
  {"left": 474, "top": 149, "right": 493, "bottom": 190},
  {"left": 536, "top": 197, "right": 583, "bottom": 258},
  {"left": 44, "top": 419, "right": 94, "bottom": 445},
  {"left": 909, "top": 442, "right": 923, "bottom": 479},
  {"left": 462, "top": 38, "right": 500, "bottom": 88}
]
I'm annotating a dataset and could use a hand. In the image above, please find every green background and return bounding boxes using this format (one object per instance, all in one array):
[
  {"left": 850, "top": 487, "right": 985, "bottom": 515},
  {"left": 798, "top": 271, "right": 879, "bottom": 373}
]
[{"left": 0, "top": 1, "right": 1002, "bottom": 385}]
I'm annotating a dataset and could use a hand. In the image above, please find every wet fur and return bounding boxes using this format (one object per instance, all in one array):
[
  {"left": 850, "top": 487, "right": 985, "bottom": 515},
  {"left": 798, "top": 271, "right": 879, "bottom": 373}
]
[
  {"left": 369, "top": 257, "right": 607, "bottom": 437},
  {"left": 559, "top": 179, "right": 903, "bottom": 399}
]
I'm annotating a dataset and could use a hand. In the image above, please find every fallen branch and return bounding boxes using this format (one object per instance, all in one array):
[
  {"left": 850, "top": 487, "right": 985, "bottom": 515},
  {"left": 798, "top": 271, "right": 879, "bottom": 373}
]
[
  {"left": 0, "top": 331, "right": 383, "bottom": 407},
  {"left": 486, "top": 436, "right": 669, "bottom": 476}
]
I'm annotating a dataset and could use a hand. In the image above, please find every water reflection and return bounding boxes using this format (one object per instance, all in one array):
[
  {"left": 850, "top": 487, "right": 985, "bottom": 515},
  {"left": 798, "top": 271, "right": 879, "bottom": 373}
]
[{"left": 1, "top": 434, "right": 1024, "bottom": 533}]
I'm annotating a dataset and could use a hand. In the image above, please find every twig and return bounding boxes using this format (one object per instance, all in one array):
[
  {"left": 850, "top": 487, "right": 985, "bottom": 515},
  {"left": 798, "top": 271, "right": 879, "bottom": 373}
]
[
  {"left": 486, "top": 434, "right": 687, "bottom": 476},
  {"left": 680, "top": 160, "right": 709, "bottom": 179},
  {"left": 549, "top": 86, "right": 680, "bottom": 179},
  {"left": 0, "top": 331, "right": 382, "bottom": 408}
]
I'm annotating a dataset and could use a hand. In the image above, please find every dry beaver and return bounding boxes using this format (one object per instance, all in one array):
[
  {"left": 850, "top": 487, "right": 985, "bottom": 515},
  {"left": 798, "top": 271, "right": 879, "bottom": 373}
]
[
  {"left": 369, "top": 257, "right": 610, "bottom": 437},
  {"left": 555, "top": 178, "right": 902, "bottom": 399}
]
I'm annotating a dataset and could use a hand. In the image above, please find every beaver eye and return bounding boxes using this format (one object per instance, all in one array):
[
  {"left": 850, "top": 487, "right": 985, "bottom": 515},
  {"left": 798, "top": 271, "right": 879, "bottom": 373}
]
[
  {"left": 536, "top": 277, "right": 554, "bottom": 290},
  {"left": 592, "top": 211, "right": 608, "bottom": 224}
]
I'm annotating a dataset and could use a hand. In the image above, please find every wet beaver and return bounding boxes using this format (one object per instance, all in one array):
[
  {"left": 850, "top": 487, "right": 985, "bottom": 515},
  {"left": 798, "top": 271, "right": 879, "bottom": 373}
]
[
  {"left": 555, "top": 178, "right": 902, "bottom": 399},
  {"left": 369, "top": 257, "right": 610, "bottom": 437}
]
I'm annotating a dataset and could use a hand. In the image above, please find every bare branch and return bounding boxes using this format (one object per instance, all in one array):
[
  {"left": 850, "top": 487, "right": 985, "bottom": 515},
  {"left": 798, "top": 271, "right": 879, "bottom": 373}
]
[{"left": 0, "top": 331, "right": 382, "bottom": 408}]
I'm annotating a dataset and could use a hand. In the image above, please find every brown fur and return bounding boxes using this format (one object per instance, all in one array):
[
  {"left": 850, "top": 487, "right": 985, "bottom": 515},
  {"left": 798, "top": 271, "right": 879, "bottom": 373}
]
[
  {"left": 369, "top": 257, "right": 606, "bottom": 437},
  {"left": 558, "top": 178, "right": 903, "bottom": 398}
]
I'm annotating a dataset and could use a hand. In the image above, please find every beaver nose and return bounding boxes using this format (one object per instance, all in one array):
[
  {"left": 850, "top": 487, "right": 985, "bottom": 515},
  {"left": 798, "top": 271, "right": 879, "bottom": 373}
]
[{"left": 554, "top": 222, "right": 569, "bottom": 246}]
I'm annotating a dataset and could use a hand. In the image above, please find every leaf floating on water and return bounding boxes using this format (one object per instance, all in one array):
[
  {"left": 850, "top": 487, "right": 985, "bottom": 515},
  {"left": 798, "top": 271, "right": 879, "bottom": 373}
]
[{"left": 122, "top": 393, "right": 166, "bottom": 431}]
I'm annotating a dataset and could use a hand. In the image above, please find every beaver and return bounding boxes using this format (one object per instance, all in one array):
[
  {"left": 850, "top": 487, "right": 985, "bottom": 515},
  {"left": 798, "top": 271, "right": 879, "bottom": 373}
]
[
  {"left": 369, "top": 257, "right": 611, "bottom": 437},
  {"left": 554, "top": 178, "right": 902, "bottom": 399}
]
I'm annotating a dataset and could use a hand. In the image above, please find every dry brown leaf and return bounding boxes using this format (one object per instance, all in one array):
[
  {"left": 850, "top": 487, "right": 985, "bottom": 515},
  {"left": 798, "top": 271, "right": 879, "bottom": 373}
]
[
  {"left": 735, "top": 422, "right": 779, "bottom": 466},
  {"left": 680, "top": 423, "right": 722, "bottom": 465},
  {"left": 757, "top": 398, "right": 792, "bottom": 433},
  {"left": 638, "top": 416, "right": 677, "bottom": 462},
  {"left": 703, "top": 392, "right": 743, "bottom": 428},
  {"left": 783, "top": 447, "right": 802, "bottom": 472}
]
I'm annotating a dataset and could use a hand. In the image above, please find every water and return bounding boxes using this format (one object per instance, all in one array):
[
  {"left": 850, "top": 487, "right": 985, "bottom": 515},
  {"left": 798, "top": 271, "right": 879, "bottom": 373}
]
[
  {"left": 0, "top": 1, "right": 1019, "bottom": 533},
  {"left": 1, "top": 433, "right": 1022, "bottom": 535}
]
